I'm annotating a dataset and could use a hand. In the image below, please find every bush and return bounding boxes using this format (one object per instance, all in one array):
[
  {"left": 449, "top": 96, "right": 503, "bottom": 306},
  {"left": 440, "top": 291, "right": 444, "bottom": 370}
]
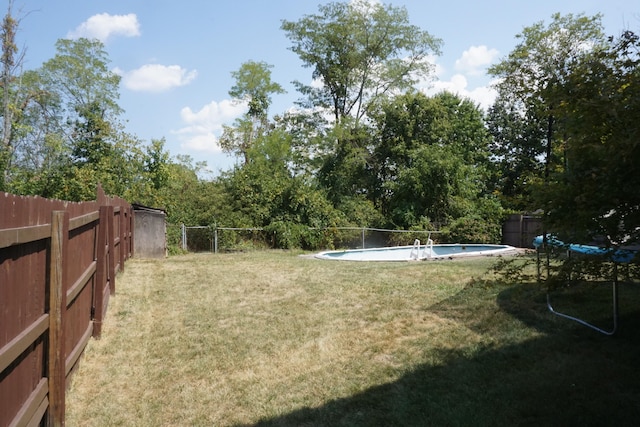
[
  {"left": 386, "top": 217, "right": 439, "bottom": 246},
  {"left": 442, "top": 215, "right": 502, "bottom": 244},
  {"left": 264, "top": 221, "right": 301, "bottom": 249}
]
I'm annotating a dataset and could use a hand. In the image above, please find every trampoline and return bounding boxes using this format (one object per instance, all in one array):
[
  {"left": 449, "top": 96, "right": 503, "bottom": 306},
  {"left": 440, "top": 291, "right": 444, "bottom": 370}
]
[{"left": 533, "top": 234, "right": 638, "bottom": 335}]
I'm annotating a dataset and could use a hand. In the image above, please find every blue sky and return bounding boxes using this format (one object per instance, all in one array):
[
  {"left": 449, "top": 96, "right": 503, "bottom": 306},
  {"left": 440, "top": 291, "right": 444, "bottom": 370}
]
[{"left": 13, "top": 0, "right": 638, "bottom": 175}]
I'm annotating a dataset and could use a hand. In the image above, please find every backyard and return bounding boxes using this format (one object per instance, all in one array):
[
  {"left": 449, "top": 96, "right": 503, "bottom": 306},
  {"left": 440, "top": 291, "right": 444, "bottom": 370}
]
[{"left": 66, "top": 251, "right": 640, "bottom": 426}]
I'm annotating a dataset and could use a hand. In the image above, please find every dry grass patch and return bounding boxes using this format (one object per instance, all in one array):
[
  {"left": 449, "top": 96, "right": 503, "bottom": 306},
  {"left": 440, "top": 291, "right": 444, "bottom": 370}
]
[{"left": 66, "top": 252, "right": 640, "bottom": 426}]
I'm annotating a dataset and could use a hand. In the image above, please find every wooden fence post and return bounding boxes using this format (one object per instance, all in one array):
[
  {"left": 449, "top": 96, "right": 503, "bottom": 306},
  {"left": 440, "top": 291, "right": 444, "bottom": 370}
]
[
  {"left": 93, "top": 206, "right": 109, "bottom": 338},
  {"left": 128, "top": 206, "right": 134, "bottom": 259},
  {"left": 107, "top": 205, "right": 116, "bottom": 295},
  {"left": 48, "top": 210, "right": 68, "bottom": 427},
  {"left": 119, "top": 206, "right": 126, "bottom": 272}
]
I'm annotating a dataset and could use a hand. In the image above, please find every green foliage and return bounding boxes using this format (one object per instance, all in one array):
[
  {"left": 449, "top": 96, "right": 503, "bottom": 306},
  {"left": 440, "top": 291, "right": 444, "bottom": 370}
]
[
  {"left": 385, "top": 144, "right": 478, "bottom": 228},
  {"left": 488, "top": 12, "right": 607, "bottom": 217},
  {"left": 71, "top": 101, "right": 113, "bottom": 166},
  {"left": 316, "top": 121, "right": 374, "bottom": 206},
  {"left": 335, "top": 195, "right": 384, "bottom": 228},
  {"left": 228, "top": 61, "right": 285, "bottom": 119},
  {"left": 2, "top": 37, "right": 134, "bottom": 200},
  {"left": 488, "top": 13, "right": 606, "bottom": 111},
  {"left": 220, "top": 61, "right": 285, "bottom": 164},
  {"left": 221, "top": 129, "right": 345, "bottom": 243},
  {"left": 442, "top": 215, "right": 502, "bottom": 244},
  {"left": 10, "top": 7, "right": 638, "bottom": 264},
  {"left": 542, "top": 30, "right": 640, "bottom": 245},
  {"left": 156, "top": 155, "right": 222, "bottom": 226},
  {"left": 281, "top": 0, "right": 441, "bottom": 125},
  {"left": 371, "top": 91, "right": 492, "bottom": 229},
  {"left": 144, "top": 138, "right": 171, "bottom": 191},
  {"left": 486, "top": 254, "right": 538, "bottom": 286},
  {"left": 485, "top": 94, "right": 546, "bottom": 210},
  {"left": 41, "top": 38, "right": 122, "bottom": 119},
  {"left": 485, "top": 13, "right": 640, "bottom": 292},
  {"left": 264, "top": 221, "right": 302, "bottom": 249}
]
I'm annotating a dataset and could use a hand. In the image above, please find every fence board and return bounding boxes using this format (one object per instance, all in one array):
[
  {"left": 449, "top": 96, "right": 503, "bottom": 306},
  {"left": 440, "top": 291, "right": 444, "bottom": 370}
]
[
  {"left": 69, "top": 211, "right": 100, "bottom": 231},
  {"left": 8, "top": 378, "right": 48, "bottom": 427},
  {"left": 0, "top": 314, "right": 49, "bottom": 375},
  {"left": 65, "top": 323, "right": 92, "bottom": 377},
  {"left": 0, "top": 224, "right": 51, "bottom": 248},
  {"left": 67, "top": 261, "right": 97, "bottom": 306}
]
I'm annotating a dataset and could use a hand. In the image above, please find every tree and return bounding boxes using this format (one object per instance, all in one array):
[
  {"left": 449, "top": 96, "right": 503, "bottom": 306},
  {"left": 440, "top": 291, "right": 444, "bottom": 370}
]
[
  {"left": 385, "top": 144, "right": 478, "bottom": 228},
  {"left": 488, "top": 13, "right": 606, "bottom": 185},
  {"left": 219, "top": 126, "right": 346, "bottom": 248},
  {"left": 144, "top": 138, "right": 170, "bottom": 191},
  {"left": 488, "top": 13, "right": 608, "bottom": 251},
  {"left": 228, "top": 61, "right": 285, "bottom": 123},
  {"left": 281, "top": 1, "right": 442, "bottom": 210},
  {"left": 544, "top": 30, "right": 640, "bottom": 246},
  {"left": 71, "top": 100, "right": 113, "bottom": 166},
  {"left": 370, "top": 91, "right": 493, "bottom": 228},
  {"left": 485, "top": 93, "right": 546, "bottom": 210},
  {"left": 281, "top": 0, "right": 442, "bottom": 127},
  {"left": 316, "top": 118, "right": 374, "bottom": 204},
  {"left": 0, "top": 1, "right": 29, "bottom": 190},
  {"left": 40, "top": 38, "right": 122, "bottom": 120},
  {"left": 16, "top": 37, "right": 126, "bottom": 200},
  {"left": 219, "top": 61, "right": 285, "bottom": 164}
]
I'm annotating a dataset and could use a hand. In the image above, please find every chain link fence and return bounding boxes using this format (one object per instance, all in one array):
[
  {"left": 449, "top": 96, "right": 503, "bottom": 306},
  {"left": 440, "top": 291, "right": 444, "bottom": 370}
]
[{"left": 168, "top": 224, "right": 443, "bottom": 253}]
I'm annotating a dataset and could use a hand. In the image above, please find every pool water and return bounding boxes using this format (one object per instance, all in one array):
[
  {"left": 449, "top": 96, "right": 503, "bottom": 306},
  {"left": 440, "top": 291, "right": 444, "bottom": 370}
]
[{"left": 314, "top": 244, "right": 517, "bottom": 261}]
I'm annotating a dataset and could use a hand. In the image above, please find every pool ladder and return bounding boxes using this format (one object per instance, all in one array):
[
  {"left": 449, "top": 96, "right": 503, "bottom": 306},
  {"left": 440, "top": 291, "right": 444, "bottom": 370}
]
[{"left": 410, "top": 238, "right": 434, "bottom": 260}]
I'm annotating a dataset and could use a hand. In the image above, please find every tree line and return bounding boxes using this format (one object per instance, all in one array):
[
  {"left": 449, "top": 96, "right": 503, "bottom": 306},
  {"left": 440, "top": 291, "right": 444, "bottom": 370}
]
[{"left": 1, "top": 1, "right": 638, "bottom": 251}]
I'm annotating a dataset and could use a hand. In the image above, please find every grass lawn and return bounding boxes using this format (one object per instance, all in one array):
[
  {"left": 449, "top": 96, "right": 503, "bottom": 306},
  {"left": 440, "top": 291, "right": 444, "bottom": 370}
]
[{"left": 66, "top": 251, "right": 640, "bottom": 426}]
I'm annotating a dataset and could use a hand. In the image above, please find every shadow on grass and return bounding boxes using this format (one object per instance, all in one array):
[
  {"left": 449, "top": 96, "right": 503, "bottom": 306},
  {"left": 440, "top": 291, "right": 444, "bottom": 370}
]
[{"left": 239, "top": 282, "right": 640, "bottom": 427}]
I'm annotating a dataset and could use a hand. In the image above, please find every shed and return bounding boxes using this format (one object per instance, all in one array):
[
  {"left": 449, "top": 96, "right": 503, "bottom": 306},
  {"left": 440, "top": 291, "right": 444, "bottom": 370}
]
[{"left": 133, "top": 204, "right": 166, "bottom": 258}]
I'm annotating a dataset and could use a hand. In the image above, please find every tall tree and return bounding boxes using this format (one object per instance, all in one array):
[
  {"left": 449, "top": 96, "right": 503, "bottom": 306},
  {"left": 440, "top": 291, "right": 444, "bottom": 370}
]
[
  {"left": 0, "top": 1, "right": 29, "bottom": 189},
  {"left": 488, "top": 13, "right": 607, "bottom": 185},
  {"left": 488, "top": 13, "right": 608, "bottom": 250},
  {"left": 282, "top": 1, "right": 442, "bottom": 209},
  {"left": 371, "top": 91, "right": 491, "bottom": 228},
  {"left": 28, "top": 38, "right": 126, "bottom": 200},
  {"left": 281, "top": 0, "right": 442, "bottom": 127},
  {"left": 39, "top": 38, "right": 121, "bottom": 168},
  {"left": 485, "top": 93, "right": 547, "bottom": 210},
  {"left": 40, "top": 38, "right": 122, "bottom": 120},
  {"left": 545, "top": 30, "right": 640, "bottom": 246},
  {"left": 219, "top": 61, "right": 285, "bottom": 164}
]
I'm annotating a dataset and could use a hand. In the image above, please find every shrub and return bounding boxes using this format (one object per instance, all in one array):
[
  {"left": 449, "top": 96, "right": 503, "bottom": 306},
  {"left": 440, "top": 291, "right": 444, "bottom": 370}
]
[{"left": 442, "top": 215, "right": 502, "bottom": 244}]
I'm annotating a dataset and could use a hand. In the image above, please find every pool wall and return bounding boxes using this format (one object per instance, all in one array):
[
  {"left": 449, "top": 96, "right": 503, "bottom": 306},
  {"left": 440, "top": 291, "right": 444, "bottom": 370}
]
[{"left": 314, "top": 244, "right": 517, "bottom": 261}]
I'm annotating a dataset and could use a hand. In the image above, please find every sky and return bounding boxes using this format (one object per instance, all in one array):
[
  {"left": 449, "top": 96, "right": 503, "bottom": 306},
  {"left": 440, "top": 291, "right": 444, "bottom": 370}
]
[{"left": 12, "top": 0, "right": 639, "bottom": 175}]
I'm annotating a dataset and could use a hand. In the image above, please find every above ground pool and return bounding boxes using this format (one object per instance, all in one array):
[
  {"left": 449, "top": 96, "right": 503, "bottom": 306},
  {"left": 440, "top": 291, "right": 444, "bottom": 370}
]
[{"left": 314, "top": 243, "right": 517, "bottom": 261}]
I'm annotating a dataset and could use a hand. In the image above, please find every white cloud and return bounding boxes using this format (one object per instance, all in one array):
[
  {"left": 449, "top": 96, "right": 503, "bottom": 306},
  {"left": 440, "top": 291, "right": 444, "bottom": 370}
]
[
  {"left": 424, "top": 73, "right": 499, "bottom": 111},
  {"left": 432, "top": 73, "right": 469, "bottom": 94},
  {"left": 174, "top": 100, "right": 248, "bottom": 153},
  {"left": 67, "top": 13, "right": 141, "bottom": 42},
  {"left": 414, "top": 47, "right": 500, "bottom": 110},
  {"left": 454, "top": 45, "right": 499, "bottom": 76},
  {"left": 118, "top": 64, "right": 198, "bottom": 92},
  {"left": 350, "top": 0, "right": 381, "bottom": 10}
]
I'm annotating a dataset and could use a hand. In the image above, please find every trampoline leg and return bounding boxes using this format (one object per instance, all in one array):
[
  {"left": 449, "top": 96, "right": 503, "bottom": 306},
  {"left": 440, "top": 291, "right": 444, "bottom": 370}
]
[{"left": 547, "top": 269, "right": 619, "bottom": 336}]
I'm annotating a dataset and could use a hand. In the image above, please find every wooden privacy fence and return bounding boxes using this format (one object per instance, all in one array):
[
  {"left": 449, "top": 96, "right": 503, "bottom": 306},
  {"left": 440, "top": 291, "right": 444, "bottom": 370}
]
[
  {"left": 0, "top": 186, "right": 133, "bottom": 427},
  {"left": 502, "top": 214, "right": 543, "bottom": 248}
]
